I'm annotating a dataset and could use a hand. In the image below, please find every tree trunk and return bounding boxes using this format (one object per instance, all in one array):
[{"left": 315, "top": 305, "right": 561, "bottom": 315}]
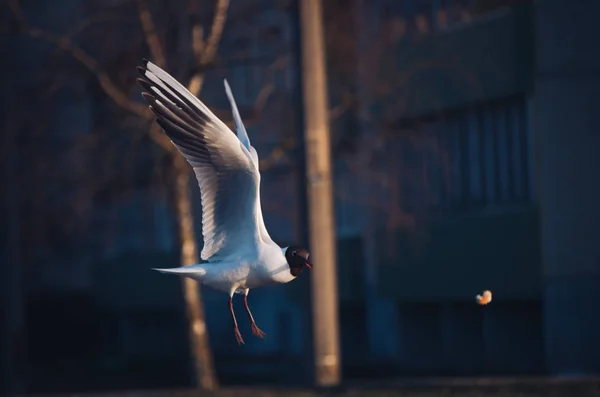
[
  {"left": 298, "top": 0, "right": 341, "bottom": 387},
  {"left": 173, "top": 156, "right": 218, "bottom": 390}
]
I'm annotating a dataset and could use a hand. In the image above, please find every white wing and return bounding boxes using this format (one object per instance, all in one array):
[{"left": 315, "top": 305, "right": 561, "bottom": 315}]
[
  {"left": 138, "top": 60, "right": 272, "bottom": 261},
  {"left": 223, "top": 80, "right": 251, "bottom": 152},
  {"left": 222, "top": 79, "right": 273, "bottom": 244}
]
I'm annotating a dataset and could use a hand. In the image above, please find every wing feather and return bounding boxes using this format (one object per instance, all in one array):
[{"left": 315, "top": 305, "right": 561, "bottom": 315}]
[
  {"left": 137, "top": 60, "right": 269, "bottom": 261},
  {"left": 224, "top": 80, "right": 251, "bottom": 149},
  {"left": 221, "top": 79, "right": 272, "bottom": 242}
]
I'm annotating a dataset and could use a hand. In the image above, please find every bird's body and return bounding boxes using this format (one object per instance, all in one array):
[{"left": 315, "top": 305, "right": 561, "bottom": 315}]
[
  {"left": 154, "top": 245, "right": 296, "bottom": 294},
  {"left": 137, "top": 60, "right": 312, "bottom": 344}
]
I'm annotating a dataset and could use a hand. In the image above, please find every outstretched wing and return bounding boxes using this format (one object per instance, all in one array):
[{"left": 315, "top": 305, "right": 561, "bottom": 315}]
[
  {"left": 222, "top": 79, "right": 273, "bottom": 243},
  {"left": 137, "top": 60, "right": 269, "bottom": 261}
]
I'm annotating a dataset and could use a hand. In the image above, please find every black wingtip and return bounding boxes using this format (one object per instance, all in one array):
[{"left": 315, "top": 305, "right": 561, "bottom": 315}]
[
  {"left": 149, "top": 106, "right": 160, "bottom": 118},
  {"left": 137, "top": 77, "right": 154, "bottom": 92},
  {"left": 142, "top": 58, "right": 149, "bottom": 65},
  {"left": 136, "top": 66, "right": 147, "bottom": 77},
  {"left": 155, "top": 118, "right": 168, "bottom": 130},
  {"left": 141, "top": 92, "right": 156, "bottom": 102},
  {"left": 137, "top": 77, "right": 151, "bottom": 89}
]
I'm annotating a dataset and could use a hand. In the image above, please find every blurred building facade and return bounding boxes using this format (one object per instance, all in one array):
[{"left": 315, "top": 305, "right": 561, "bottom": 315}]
[
  {"left": 2, "top": 0, "right": 599, "bottom": 394},
  {"left": 342, "top": 0, "right": 541, "bottom": 376},
  {"left": 336, "top": 0, "right": 600, "bottom": 378}
]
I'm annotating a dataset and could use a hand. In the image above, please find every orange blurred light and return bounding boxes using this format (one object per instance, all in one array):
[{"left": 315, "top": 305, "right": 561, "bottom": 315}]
[{"left": 476, "top": 290, "right": 492, "bottom": 305}]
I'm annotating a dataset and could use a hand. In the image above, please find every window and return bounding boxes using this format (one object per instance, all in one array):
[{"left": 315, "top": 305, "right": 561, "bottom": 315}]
[
  {"left": 391, "top": 95, "right": 534, "bottom": 211},
  {"left": 451, "top": 96, "right": 533, "bottom": 207}
]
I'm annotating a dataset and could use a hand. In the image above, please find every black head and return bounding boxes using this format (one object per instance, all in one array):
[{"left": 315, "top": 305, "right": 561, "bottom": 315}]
[{"left": 285, "top": 245, "right": 312, "bottom": 277}]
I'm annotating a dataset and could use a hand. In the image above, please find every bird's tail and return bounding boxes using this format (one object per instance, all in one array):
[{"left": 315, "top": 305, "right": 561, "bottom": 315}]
[{"left": 152, "top": 265, "right": 207, "bottom": 277}]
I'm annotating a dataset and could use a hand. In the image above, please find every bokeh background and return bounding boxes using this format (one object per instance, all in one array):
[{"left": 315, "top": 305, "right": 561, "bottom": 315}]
[{"left": 2, "top": 0, "right": 600, "bottom": 395}]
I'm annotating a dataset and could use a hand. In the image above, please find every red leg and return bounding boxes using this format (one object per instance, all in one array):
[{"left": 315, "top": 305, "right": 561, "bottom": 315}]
[
  {"left": 228, "top": 297, "right": 244, "bottom": 345},
  {"left": 243, "top": 293, "right": 266, "bottom": 338}
]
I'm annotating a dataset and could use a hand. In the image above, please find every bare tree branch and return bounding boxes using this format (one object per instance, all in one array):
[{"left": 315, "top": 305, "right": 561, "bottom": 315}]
[
  {"left": 66, "top": 14, "right": 130, "bottom": 41},
  {"left": 136, "top": 0, "right": 167, "bottom": 68},
  {"left": 8, "top": 0, "right": 149, "bottom": 119},
  {"left": 132, "top": 0, "right": 175, "bottom": 153},
  {"left": 223, "top": 54, "right": 298, "bottom": 172},
  {"left": 200, "top": 0, "right": 230, "bottom": 65},
  {"left": 188, "top": 0, "right": 230, "bottom": 95},
  {"left": 253, "top": 55, "right": 289, "bottom": 113},
  {"left": 329, "top": 89, "right": 354, "bottom": 121},
  {"left": 259, "top": 137, "right": 296, "bottom": 171},
  {"left": 253, "top": 83, "right": 275, "bottom": 114},
  {"left": 256, "top": 79, "right": 355, "bottom": 171},
  {"left": 188, "top": 0, "right": 204, "bottom": 60},
  {"left": 8, "top": 0, "right": 179, "bottom": 154}
]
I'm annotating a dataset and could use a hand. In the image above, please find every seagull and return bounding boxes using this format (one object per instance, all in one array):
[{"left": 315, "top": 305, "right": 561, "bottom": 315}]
[{"left": 136, "top": 60, "right": 312, "bottom": 345}]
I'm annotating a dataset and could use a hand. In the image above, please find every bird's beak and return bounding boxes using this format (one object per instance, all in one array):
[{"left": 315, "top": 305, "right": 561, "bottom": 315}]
[{"left": 304, "top": 260, "right": 312, "bottom": 269}]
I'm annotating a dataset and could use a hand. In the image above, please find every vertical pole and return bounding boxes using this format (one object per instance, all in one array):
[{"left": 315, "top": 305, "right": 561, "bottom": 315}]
[
  {"left": 290, "top": 0, "right": 313, "bottom": 384},
  {"left": 298, "top": 0, "right": 341, "bottom": 387}
]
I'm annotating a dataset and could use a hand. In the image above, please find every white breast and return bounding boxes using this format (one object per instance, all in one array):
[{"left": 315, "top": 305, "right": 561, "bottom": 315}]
[{"left": 254, "top": 242, "right": 296, "bottom": 285}]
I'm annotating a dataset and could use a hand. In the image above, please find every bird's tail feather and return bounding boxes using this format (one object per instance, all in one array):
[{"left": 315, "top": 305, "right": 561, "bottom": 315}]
[{"left": 152, "top": 265, "right": 206, "bottom": 276}]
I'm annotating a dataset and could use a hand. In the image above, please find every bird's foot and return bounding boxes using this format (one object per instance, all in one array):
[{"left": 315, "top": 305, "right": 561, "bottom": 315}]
[
  {"left": 234, "top": 326, "right": 245, "bottom": 345},
  {"left": 251, "top": 323, "right": 266, "bottom": 339}
]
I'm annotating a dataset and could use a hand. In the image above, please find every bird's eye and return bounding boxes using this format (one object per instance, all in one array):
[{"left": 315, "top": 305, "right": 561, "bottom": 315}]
[{"left": 292, "top": 250, "right": 297, "bottom": 256}]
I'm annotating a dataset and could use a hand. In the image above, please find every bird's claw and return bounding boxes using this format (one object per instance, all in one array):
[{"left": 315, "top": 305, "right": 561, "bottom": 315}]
[
  {"left": 251, "top": 323, "right": 266, "bottom": 339},
  {"left": 234, "top": 327, "right": 245, "bottom": 345}
]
